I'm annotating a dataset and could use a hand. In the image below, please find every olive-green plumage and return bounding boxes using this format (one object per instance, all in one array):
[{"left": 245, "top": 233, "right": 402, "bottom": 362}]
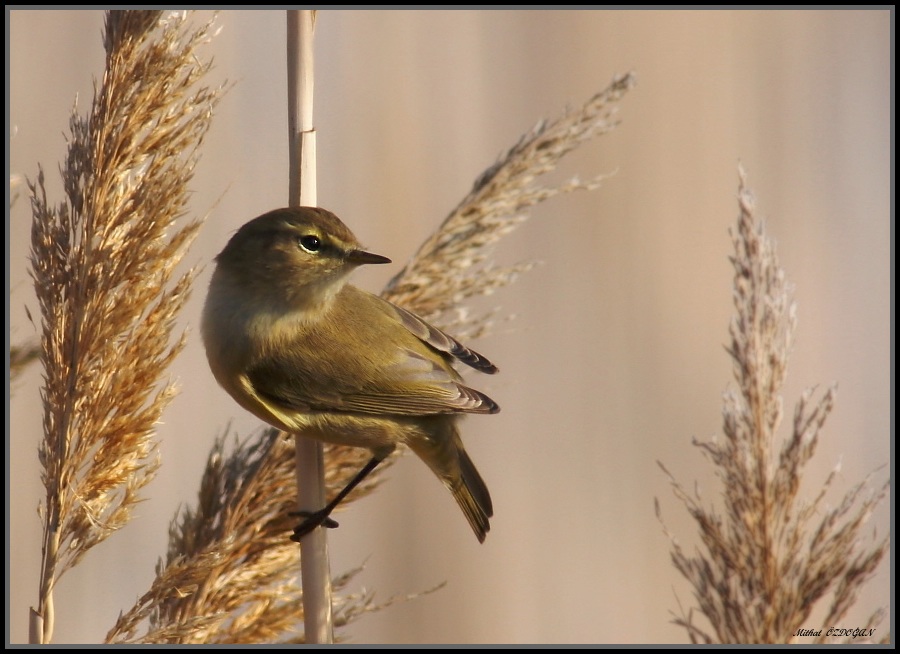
[{"left": 201, "top": 207, "right": 498, "bottom": 542}]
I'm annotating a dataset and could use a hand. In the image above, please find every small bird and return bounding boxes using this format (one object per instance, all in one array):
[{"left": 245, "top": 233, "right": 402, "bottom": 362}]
[{"left": 201, "top": 207, "right": 499, "bottom": 542}]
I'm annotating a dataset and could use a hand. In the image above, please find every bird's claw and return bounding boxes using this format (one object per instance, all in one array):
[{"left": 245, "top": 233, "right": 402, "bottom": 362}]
[{"left": 290, "top": 510, "right": 339, "bottom": 542}]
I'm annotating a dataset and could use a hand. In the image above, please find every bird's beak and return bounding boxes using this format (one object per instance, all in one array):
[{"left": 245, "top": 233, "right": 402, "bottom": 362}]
[{"left": 346, "top": 249, "right": 392, "bottom": 266}]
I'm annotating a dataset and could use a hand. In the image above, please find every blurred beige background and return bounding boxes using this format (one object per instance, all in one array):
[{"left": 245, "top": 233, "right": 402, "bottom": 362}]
[{"left": 9, "top": 9, "right": 890, "bottom": 645}]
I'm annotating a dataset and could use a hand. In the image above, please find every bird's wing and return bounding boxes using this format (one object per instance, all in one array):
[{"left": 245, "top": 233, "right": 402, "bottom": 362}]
[
  {"left": 245, "top": 287, "right": 499, "bottom": 418},
  {"left": 247, "top": 347, "right": 498, "bottom": 417},
  {"left": 386, "top": 299, "right": 499, "bottom": 374}
]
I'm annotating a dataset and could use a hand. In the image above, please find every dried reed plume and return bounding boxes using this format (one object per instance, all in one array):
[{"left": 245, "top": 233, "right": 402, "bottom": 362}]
[
  {"left": 657, "top": 170, "right": 889, "bottom": 644},
  {"left": 28, "top": 10, "right": 221, "bottom": 644},
  {"left": 107, "top": 429, "right": 435, "bottom": 643},
  {"left": 115, "top": 73, "right": 635, "bottom": 643}
]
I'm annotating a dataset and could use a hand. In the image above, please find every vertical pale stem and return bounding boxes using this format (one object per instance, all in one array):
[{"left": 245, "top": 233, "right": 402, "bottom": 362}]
[
  {"left": 288, "top": 9, "right": 316, "bottom": 207},
  {"left": 33, "top": 528, "right": 58, "bottom": 644},
  {"left": 286, "top": 9, "right": 334, "bottom": 645},
  {"left": 29, "top": 608, "right": 45, "bottom": 645}
]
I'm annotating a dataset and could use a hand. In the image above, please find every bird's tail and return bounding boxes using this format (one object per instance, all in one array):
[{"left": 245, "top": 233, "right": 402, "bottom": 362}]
[{"left": 408, "top": 418, "right": 493, "bottom": 543}]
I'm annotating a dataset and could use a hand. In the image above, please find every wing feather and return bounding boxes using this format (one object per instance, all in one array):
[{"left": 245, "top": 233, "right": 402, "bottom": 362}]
[
  {"left": 390, "top": 301, "right": 498, "bottom": 374},
  {"left": 245, "top": 286, "right": 500, "bottom": 418}
]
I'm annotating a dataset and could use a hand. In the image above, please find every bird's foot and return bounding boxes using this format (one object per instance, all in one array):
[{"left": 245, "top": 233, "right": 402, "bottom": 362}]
[{"left": 290, "top": 510, "right": 340, "bottom": 542}]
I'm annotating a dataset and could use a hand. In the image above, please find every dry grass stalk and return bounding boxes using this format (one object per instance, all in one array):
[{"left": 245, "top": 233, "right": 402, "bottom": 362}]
[
  {"left": 28, "top": 10, "right": 221, "bottom": 644},
  {"left": 119, "top": 73, "right": 635, "bottom": 643},
  {"left": 657, "top": 169, "right": 889, "bottom": 644}
]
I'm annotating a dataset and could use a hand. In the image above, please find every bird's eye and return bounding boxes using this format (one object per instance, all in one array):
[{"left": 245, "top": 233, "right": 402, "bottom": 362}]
[{"left": 299, "top": 235, "right": 321, "bottom": 253}]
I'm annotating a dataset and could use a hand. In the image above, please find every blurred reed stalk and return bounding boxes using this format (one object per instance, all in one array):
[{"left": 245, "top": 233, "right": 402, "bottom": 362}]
[
  {"left": 10, "top": 340, "right": 41, "bottom": 383},
  {"left": 28, "top": 10, "right": 221, "bottom": 644},
  {"left": 10, "top": 174, "right": 40, "bottom": 386},
  {"left": 108, "top": 72, "right": 635, "bottom": 643},
  {"left": 657, "top": 170, "right": 889, "bottom": 644}
]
